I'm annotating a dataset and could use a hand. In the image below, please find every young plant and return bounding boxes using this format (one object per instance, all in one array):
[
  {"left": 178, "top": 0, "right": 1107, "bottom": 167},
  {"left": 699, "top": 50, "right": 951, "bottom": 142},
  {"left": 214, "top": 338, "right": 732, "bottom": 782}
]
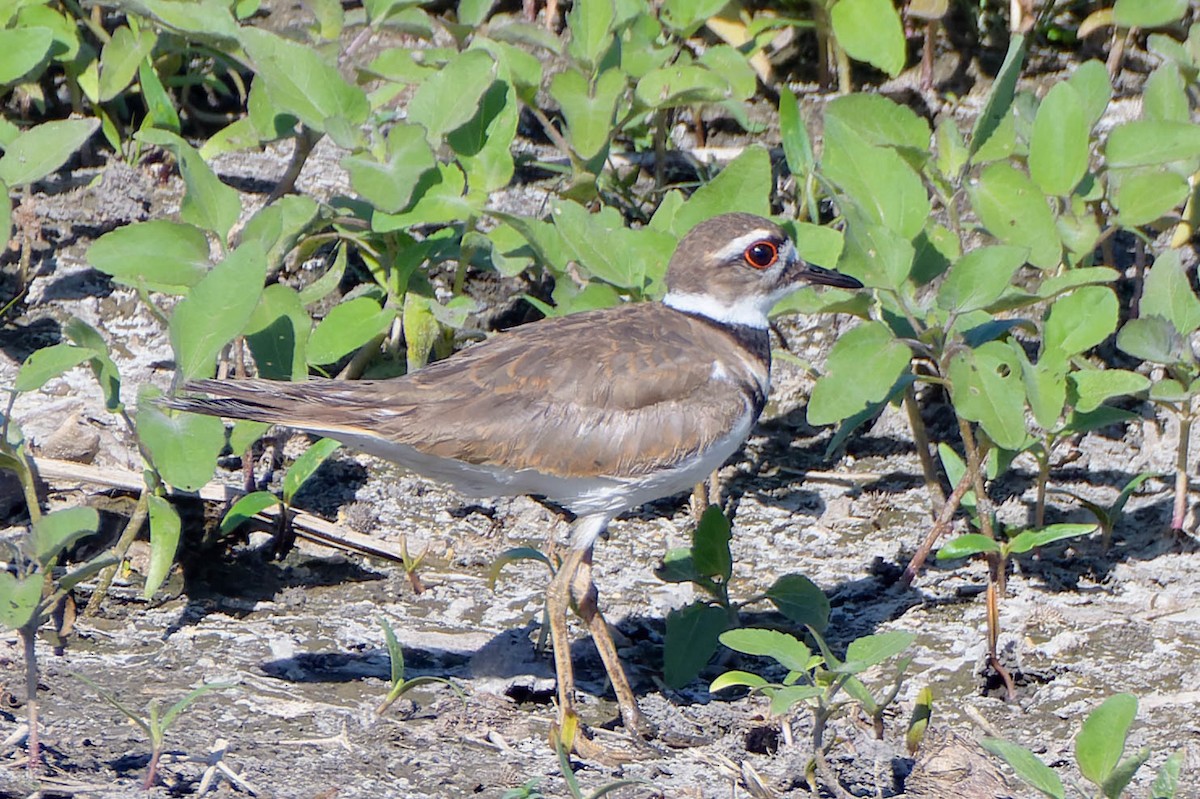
[
  {"left": 982, "top": 693, "right": 1184, "bottom": 799},
  {"left": 936, "top": 519, "right": 1095, "bottom": 697},
  {"left": 711, "top": 625, "right": 914, "bottom": 796},
  {"left": 73, "top": 674, "right": 235, "bottom": 789},
  {"left": 1116, "top": 250, "right": 1200, "bottom": 533},
  {"left": 218, "top": 436, "right": 342, "bottom": 556},
  {"left": 655, "top": 505, "right": 830, "bottom": 689},
  {"left": 1051, "top": 471, "right": 1158, "bottom": 550},
  {"left": 376, "top": 617, "right": 463, "bottom": 715}
]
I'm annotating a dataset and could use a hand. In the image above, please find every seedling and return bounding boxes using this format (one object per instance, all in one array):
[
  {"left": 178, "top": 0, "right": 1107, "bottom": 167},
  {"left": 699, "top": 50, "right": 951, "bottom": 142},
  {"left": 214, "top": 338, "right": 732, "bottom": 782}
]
[
  {"left": 937, "top": 522, "right": 1095, "bottom": 697},
  {"left": 982, "top": 693, "right": 1184, "bottom": 799},
  {"left": 711, "top": 626, "right": 914, "bottom": 796},
  {"left": 218, "top": 437, "right": 342, "bottom": 556},
  {"left": 375, "top": 617, "right": 464, "bottom": 715},
  {"left": 656, "top": 506, "right": 831, "bottom": 689},
  {"left": 1051, "top": 471, "right": 1158, "bottom": 550},
  {"left": 73, "top": 673, "right": 235, "bottom": 789}
]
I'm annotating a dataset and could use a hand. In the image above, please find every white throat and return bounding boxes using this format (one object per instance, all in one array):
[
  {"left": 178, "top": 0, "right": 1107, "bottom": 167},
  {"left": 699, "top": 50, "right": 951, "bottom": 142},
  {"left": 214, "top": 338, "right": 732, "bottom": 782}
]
[{"left": 662, "top": 291, "right": 778, "bottom": 329}]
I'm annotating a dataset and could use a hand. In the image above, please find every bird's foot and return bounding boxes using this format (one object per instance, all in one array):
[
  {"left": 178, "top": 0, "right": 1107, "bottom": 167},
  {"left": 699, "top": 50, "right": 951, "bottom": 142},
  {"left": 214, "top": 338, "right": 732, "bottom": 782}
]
[{"left": 552, "top": 710, "right": 660, "bottom": 764}]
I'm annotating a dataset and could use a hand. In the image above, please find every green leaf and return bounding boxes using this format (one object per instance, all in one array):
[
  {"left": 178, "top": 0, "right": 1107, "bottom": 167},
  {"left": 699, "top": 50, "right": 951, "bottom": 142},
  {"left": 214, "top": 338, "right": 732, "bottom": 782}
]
[
  {"left": 144, "top": 495, "right": 181, "bottom": 599},
  {"left": 1106, "top": 121, "right": 1200, "bottom": 168},
  {"left": 838, "top": 631, "right": 915, "bottom": 674},
  {"left": 1103, "top": 748, "right": 1151, "bottom": 799},
  {"left": 551, "top": 201, "right": 675, "bottom": 293},
  {"left": 487, "top": 546, "right": 553, "bottom": 590},
  {"left": 245, "top": 284, "right": 311, "bottom": 382},
  {"left": 969, "top": 34, "right": 1026, "bottom": 157},
  {"left": 671, "top": 146, "right": 772, "bottom": 234},
  {"left": 656, "top": 548, "right": 701, "bottom": 584},
  {"left": 768, "top": 685, "right": 824, "bottom": 716},
  {"left": 549, "top": 68, "right": 624, "bottom": 161},
  {"left": 1013, "top": 344, "right": 1065, "bottom": 429},
  {"left": 1007, "top": 524, "right": 1096, "bottom": 555},
  {"left": 663, "top": 602, "right": 730, "bottom": 688},
  {"left": 779, "top": 86, "right": 814, "bottom": 178},
  {"left": 824, "top": 93, "right": 930, "bottom": 152},
  {"left": 98, "top": 26, "right": 156, "bottom": 102},
  {"left": 718, "top": 628, "right": 813, "bottom": 673},
  {"left": 64, "top": 318, "right": 121, "bottom": 411},
  {"left": 402, "top": 291, "right": 439, "bottom": 371},
  {"left": 32, "top": 506, "right": 99, "bottom": 566},
  {"left": 1151, "top": 751, "right": 1184, "bottom": 799},
  {"left": 1116, "top": 316, "right": 1190, "bottom": 366},
  {"left": 219, "top": 491, "right": 278, "bottom": 535},
  {"left": 282, "top": 438, "right": 341, "bottom": 504},
  {"left": 1043, "top": 286, "right": 1118, "bottom": 358},
  {"left": 1141, "top": 250, "right": 1200, "bottom": 336},
  {"left": 660, "top": 0, "right": 726, "bottom": 34},
  {"left": 980, "top": 738, "right": 1064, "bottom": 799},
  {"left": 969, "top": 161, "right": 1061, "bottom": 269},
  {"left": 137, "top": 387, "right": 226, "bottom": 491},
  {"left": 15, "top": 343, "right": 94, "bottom": 393},
  {"left": 238, "top": 27, "right": 369, "bottom": 137},
  {"left": 298, "top": 244, "right": 348, "bottom": 306},
  {"left": 0, "top": 572, "right": 43, "bottom": 631},
  {"left": 0, "top": 26, "right": 52, "bottom": 84},
  {"left": 86, "top": 220, "right": 211, "bottom": 294},
  {"left": 122, "top": 0, "right": 240, "bottom": 39},
  {"left": 1029, "top": 82, "right": 1087, "bottom": 196},
  {"left": 0, "top": 118, "right": 99, "bottom": 186},
  {"left": 709, "top": 670, "right": 769, "bottom": 692},
  {"left": 1144, "top": 63, "right": 1189, "bottom": 123},
  {"left": 936, "top": 245, "right": 1027, "bottom": 313},
  {"left": 838, "top": 220, "right": 915, "bottom": 291},
  {"left": 566, "top": 0, "right": 614, "bottom": 69},
  {"left": 307, "top": 296, "right": 396, "bottom": 366},
  {"left": 635, "top": 62, "right": 732, "bottom": 110},
  {"left": 765, "top": 574, "right": 830, "bottom": 631},
  {"left": 808, "top": 322, "right": 911, "bottom": 425},
  {"left": 947, "top": 341, "right": 1028, "bottom": 450},
  {"left": 136, "top": 129, "right": 242, "bottom": 241},
  {"left": 1114, "top": 171, "right": 1189, "bottom": 228},
  {"left": 829, "top": 0, "right": 905, "bottom": 77},
  {"left": 824, "top": 134, "right": 929, "bottom": 239},
  {"left": 937, "top": 533, "right": 1001, "bottom": 560},
  {"left": 1069, "top": 369, "right": 1151, "bottom": 413},
  {"left": 1066, "top": 60, "right": 1111, "bottom": 129},
  {"left": 692, "top": 506, "right": 732, "bottom": 582},
  {"left": 1113, "top": 0, "right": 1187, "bottom": 28},
  {"left": 343, "top": 124, "right": 435, "bottom": 214},
  {"left": 1076, "top": 693, "right": 1137, "bottom": 785},
  {"left": 169, "top": 243, "right": 268, "bottom": 381},
  {"left": 408, "top": 49, "right": 496, "bottom": 145}
]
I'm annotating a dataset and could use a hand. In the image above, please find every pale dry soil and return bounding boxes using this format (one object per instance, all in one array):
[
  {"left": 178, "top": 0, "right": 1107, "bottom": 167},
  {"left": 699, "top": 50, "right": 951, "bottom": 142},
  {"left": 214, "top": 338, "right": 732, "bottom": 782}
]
[{"left": 2, "top": 113, "right": 1200, "bottom": 799}]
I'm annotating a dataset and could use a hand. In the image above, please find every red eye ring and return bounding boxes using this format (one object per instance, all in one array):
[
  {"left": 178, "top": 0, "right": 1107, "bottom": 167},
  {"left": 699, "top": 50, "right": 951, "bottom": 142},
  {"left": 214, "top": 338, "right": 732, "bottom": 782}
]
[{"left": 744, "top": 240, "right": 778, "bottom": 269}]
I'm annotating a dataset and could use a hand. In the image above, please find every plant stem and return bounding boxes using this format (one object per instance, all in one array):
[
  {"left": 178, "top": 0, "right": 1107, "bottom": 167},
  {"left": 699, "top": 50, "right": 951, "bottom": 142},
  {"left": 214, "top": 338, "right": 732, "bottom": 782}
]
[
  {"left": 902, "top": 467, "right": 973, "bottom": 587},
  {"left": 1172, "top": 408, "right": 1193, "bottom": 532},
  {"left": 903, "top": 384, "right": 945, "bottom": 515},
  {"left": 1034, "top": 448, "right": 1049, "bottom": 529},
  {"left": 20, "top": 622, "right": 39, "bottom": 773},
  {"left": 84, "top": 490, "right": 150, "bottom": 616}
]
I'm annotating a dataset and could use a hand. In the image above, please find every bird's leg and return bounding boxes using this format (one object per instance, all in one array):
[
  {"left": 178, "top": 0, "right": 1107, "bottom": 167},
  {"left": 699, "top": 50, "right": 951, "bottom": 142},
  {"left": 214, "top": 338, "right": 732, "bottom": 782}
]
[
  {"left": 546, "top": 544, "right": 588, "bottom": 737},
  {"left": 570, "top": 546, "right": 652, "bottom": 738}
]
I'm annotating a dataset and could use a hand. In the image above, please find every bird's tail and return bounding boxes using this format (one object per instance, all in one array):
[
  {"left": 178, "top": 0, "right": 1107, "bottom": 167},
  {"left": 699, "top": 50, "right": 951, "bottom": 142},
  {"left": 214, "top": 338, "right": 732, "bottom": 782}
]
[{"left": 159, "top": 378, "right": 345, "bottom": 433}]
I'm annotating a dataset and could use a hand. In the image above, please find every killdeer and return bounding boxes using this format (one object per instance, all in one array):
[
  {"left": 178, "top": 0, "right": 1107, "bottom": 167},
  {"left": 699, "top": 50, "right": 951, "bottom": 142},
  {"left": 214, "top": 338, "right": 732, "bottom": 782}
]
[{"left": 164, "top": 213, "right": 862, "bottom": 744}]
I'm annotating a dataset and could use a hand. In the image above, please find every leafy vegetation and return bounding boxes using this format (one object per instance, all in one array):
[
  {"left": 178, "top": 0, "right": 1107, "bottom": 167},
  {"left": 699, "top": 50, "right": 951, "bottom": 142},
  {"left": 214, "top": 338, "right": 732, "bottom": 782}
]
[{"left": 0, "top": 0, "right": 1197, "bottom": 792}]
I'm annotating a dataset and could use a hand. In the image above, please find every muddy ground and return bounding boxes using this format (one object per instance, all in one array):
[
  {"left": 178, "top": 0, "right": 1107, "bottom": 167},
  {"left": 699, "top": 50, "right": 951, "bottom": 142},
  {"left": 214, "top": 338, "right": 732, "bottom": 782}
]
[{"left": 3, "top": 28, "right": 1200, "bottom": 799}]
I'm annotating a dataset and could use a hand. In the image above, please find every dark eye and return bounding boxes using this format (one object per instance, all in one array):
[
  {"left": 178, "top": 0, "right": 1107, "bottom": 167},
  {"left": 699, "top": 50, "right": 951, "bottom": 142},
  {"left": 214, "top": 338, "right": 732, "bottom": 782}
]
[{"left": 744, "top": 240, "right": 778, "bottom": 269}]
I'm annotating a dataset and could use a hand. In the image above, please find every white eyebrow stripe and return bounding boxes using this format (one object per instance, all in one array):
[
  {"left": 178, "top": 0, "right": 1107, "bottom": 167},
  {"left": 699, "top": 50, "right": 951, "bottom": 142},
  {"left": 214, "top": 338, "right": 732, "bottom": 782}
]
[{"left": 710, "top": 229, "right": 779, "bottom": 262}]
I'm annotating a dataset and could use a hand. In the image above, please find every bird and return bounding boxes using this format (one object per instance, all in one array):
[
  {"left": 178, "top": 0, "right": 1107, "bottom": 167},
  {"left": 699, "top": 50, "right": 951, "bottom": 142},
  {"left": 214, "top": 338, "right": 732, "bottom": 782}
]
[{"left": 162, "top": 212, "right": 863, "bottom": 749}]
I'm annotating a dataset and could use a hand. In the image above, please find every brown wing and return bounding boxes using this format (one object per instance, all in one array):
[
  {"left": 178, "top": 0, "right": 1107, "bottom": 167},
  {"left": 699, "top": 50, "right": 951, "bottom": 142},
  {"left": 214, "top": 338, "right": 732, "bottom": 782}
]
[{"left": 175, "top": 304, "right": 765, "bottom": 478}]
